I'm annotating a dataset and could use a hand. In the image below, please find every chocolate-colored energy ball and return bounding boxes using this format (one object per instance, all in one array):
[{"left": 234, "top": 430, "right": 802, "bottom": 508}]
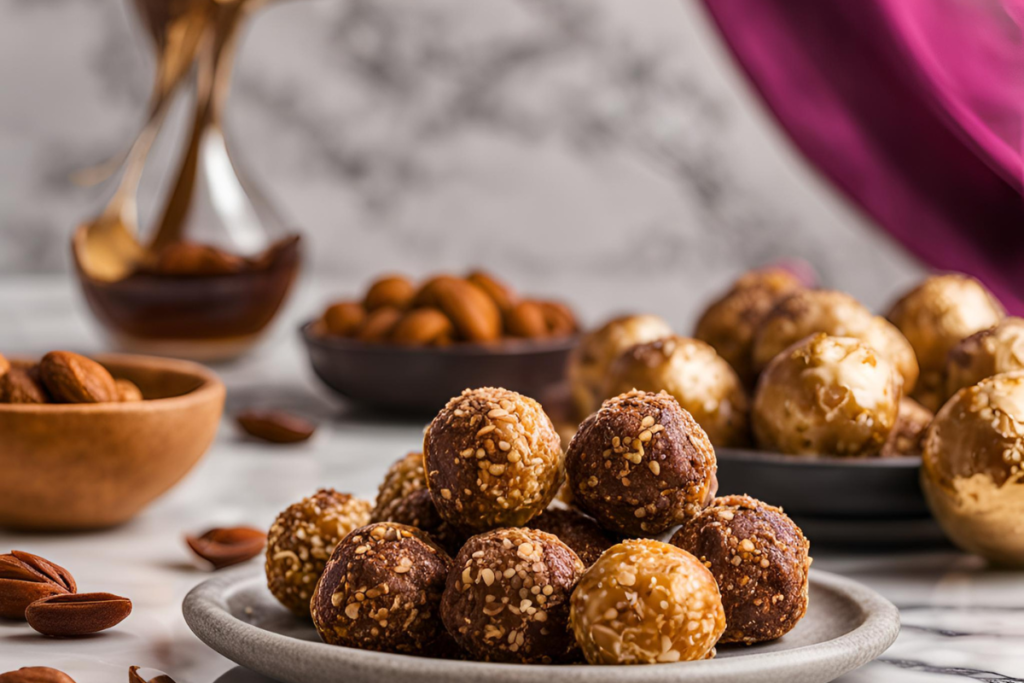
[
  {"left": 312, "top": 522, "right": 453, "bottom": 654},
  {"left": 424, "top": 387, "right": 563, "bottom": 535},
  {"left": 570, "top": 539, "right": 726, "bottom": 665},
  {"left": 565, "top": 390, "right": 718, "bottom": 536},
  {"left": 753, "top": 334, "right": 901, "bottom": 456},
  {"left": 370, "top": 452, "right": 462, "bottom": 554},
  {"left": 887, "top": 273, "right": 1005, "bottom": 411},
  {"left": 441, "top": 527, "right": 585, "bottom": 663},
  {"left": 604, "top": 336, "right": 750, "bottom": 448},
  {"left": 881, "top": 397, "right": 934, "bottom": 457},
  {"left": 266, "top": 489, "right": 372, "bottom": 617},
  {"left": 671, "top": 495, "right": 810, "bottom": 644},
  {"left": 946, "top": 317, "right": 1024, "bottom": 401},
  {"left": 527, "top": 507, "right": 617, "bottom": 567},
  {"left": 569, "top": 314, "right": 673, "bottom": 418},
  {"left": 921, "top": 371, "right": 1024, "bottom": 566}
]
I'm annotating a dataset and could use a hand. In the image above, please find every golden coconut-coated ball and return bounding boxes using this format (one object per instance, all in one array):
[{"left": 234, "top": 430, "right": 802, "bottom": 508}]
[
  {"left": 946, "top": 317, "right": 1024, "bottom": 401},
  {"left": 424, "top": 387, "right": 563, "bottom": 535},
  {"left": 569, "top": 539, "right": 725, "bottom": 665},
  {"left": 921, "top": 371, "right": 1024, "bottom": 566},
  {"left": 604, "top": 336, "right": 750, "bottom": 448},
  {"left": 752, "top": 334, "right": 901, "bottom": 456},
  {"left": 694, "top": 268, "right": 804, "bottom": 386},
  {"left": 887, "top": 273, "right": 1005, "bottom": 411},
  {"left": 569, "top": 315, "right": 673, "bottom": 419}
]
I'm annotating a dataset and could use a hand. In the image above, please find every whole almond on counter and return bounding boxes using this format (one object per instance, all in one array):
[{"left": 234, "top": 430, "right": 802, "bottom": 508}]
[
  {"left": 237, "top": 410, "right": 316, "bottom": 444},
  {"left": 186, "top": 527, "right": 266, "bottom": 570},
  {"left": 38, "top": 352, "right": 117, "bottom": 404},
  {"left": 0, "top": 667, "right": 76, "bottom": 683},
  {"left": 115, "top": 379, "right": 144, "bottom": 403},
  {"left": 0, "top": 551, "right": 77, "bottom": 619},
  {"left": 129, "top": 666, "right": 176, "bottom": 683},
  {"left": 25, "top": 592, "right": 131, "bottom": 637},
  {"left": 0, "top": 367, "right": 49, "bottom": 404}
]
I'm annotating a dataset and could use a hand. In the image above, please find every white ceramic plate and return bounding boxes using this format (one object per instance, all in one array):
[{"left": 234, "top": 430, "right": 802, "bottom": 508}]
[{"left": 183, "top": 567, "right": 899, "bottom": 683}]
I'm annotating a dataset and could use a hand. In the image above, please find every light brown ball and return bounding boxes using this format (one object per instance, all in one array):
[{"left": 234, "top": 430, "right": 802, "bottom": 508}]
[
  {"left": 604, "top": 336, "right": 749, "bottom": 447},
  {"left": 570, "top": 539, "right": 725, "bottom": 665},
  {"left": 921, "top": 371, "right": 1024, "bottom": 566},
  {"left": 946, "top": 317, "right": 1024, "bottom": 401},
  {"left": 569, "top": 315, "right": 673, "bottom": 419},
  {"left": 694, "top": 268, "right": 804, "bottom": 386},
  {"left": 265, "top": 489, "right": 372, "bottom": 617},
  {"left": 881, "top": 397, "right": 933, "bottom": 457},
  {"left": 424, "top": 387, "right": 563, "bottom": 535},
  {"left": 753, "top": 334, "right": 901, "bottom": 456},
  {"left": 887, "top": 273, "right": 1005, "bottom": 411}
]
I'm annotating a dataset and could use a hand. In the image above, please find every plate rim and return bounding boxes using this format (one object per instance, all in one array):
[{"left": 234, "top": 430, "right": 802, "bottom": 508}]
[
  {"left": 183, "top": 567, "right": 900, "bottom": 683},
  {"left": 717, "top": 447, "right": 921, "bottom": 469}
]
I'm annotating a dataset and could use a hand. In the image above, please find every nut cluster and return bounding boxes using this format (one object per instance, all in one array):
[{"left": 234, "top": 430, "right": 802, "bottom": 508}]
[
  {"left": 317, "top": 271, "right": 577, "bottom": 346},
  {"left": 0, "top": 351, "right": 143, "bottom": 405}
]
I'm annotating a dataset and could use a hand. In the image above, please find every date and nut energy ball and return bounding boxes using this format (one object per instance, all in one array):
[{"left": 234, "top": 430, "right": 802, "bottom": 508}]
[
  {"left": 311, "top": 522, "right": 453, "bottom": 654},
  {"left": 671, "top": 495, "right": 810, "bottom": 644},
  {"left": 526, "top": 507, "right": 617, "bottom": 567},
  {"left": 265, "top": 489, "right": 372, "bottom": 617},
  {"left": 440, "top": 527, "right": 585, "bottom": 663},
  {"left": 370, "top": 452, "right": 462, "bottom": 554},
  {"left": 570, "top": 539, "right": 726, "bottom": 665},
  {"left": 752, "top": 334, "right": 901, "bottom": 456},
  {"left": 881, "top": 397, "right": 934, "bottom": 457},
  {"left": 945, "top": 317, "right": 1024, "bottom": 401},
  {"left": 424, "top": 387, "right": 563, "bottom": 535},
  {"left": 565, "top": 390, "right": 718, "bottom": 536}
]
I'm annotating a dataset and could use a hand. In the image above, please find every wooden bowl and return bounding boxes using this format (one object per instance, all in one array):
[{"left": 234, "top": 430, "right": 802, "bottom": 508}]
[
  {"left": 301, "top": 322, "right": 577, "bottom": 414},
  {"left": 0, "top": 354, "right": 225, "bottom": 531}
]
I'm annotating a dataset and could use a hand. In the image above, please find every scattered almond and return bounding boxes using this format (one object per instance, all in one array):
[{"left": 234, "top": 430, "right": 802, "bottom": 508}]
[
  {"left": 128, "top": 666, "right": 175, "bottom": 683},
  {"left": 0, "top": 667, "right": 77, "bottom": 683},
  {"left": 186, "top": 527, "right": 266, "bottom": 570},
  {"left": 38, "top": 351, "right": 117, "bottom": 404},
  {"left": 25, "top": 592, "right": 132, "bottom": 637},
  {"left": 237, "top": 410, "right": 316, "bottom": 444},
  {"left": 0, "top": 550, "right": 77, "bottom": 619}
]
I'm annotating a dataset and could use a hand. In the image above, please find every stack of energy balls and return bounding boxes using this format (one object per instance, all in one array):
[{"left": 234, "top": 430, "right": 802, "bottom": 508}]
[{"left": 264, "top": 385, "right": 812, "bottom": 665}]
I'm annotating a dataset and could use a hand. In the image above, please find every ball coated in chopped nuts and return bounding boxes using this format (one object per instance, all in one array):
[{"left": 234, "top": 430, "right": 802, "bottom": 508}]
[
  {"left": 881, "top": 397, "right": 933, "bottom": 457},
  {"left": 945, "top": 317, "right": 1024, "bottom": 401},
  {"left": 527, "top": 507, "right": 617, "bottom": 567}
]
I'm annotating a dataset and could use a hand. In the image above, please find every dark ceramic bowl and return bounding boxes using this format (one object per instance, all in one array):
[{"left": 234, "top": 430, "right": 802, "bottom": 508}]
[{"left": 301, "top": 322, "right": 577, "bottom": 414}]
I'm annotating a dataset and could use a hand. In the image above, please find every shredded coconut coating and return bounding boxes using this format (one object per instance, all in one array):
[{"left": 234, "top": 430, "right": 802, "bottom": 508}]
[
  {"left": 424, "top": 387, "right": 563, "bottom": 534},
  {"left": 440, "top": 527, "right": 584, "bottom": 663},
  {"left": 570, "top": 539, "right": 725, "bottom": 665},
  {"left": 265, "top": 489, "right": 371, "bottom": 617}
]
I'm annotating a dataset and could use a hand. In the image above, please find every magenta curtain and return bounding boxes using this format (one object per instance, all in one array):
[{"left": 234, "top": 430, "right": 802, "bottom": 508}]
[{"left": 702, "top": 0, "right": 1024, "bottom": 313}]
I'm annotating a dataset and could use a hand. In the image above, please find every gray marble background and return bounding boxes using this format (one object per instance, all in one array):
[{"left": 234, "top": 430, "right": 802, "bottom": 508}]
[{"left": 0, "top": 0, "right": 923, "bottom": 330}]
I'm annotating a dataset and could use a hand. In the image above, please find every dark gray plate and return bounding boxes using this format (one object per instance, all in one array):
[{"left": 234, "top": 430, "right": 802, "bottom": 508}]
[{"left": 183, "top": 567, "right": 899, "bottom": 683}]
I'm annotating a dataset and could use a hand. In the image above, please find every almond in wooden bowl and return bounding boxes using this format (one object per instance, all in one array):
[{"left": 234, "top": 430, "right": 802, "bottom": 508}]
[{"left": 0, "top": 354, "right": 224, "bottom": 531}]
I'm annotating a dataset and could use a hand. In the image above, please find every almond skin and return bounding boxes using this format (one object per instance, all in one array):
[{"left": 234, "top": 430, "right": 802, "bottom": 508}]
[
  {"left": 505, "top": 301, "right": 549, "bottom": 338},
  {"left": 0, "top": 667, "right": 77, "bottom": 683},
  {"left": 322, "top": 301, "right": 366, "bottom": 337},
  {"left": 129, "top": 666, "right": 175, "bottom": 683},
  {"left": 390, "top": 308, "right": 455, "bottom": 345},
  {"left": 0, "top": 366, "right": 49, "bottom": 404},
  {"left": 0, "top": 353, "right": 9, "bottom": 380},
  {"left": 25, "top": 592, "right": 132, "bottom": 637},
  {"left": 432, "top": 278, "right": 502, "bottom": 342},
  {"left": 38, "top": 352, "right": 117, "bottom": 404},
  {"left": 186, "top": 527, "right": 266, "bottom": 570},
  {"left": 115, "top": 378, "right": 144, "bottom": 403},
  {"left": 467, "top": 271, "right": 518, "bottom": 313},
  {"left": 237, "top": 410, "right": 316, "bottom": 444},
  {"left": 364, "top": 276, "right": 416, "bottom": 311},
  {"left": 0, "top": 551, "right": 77, "bottom": 619}
]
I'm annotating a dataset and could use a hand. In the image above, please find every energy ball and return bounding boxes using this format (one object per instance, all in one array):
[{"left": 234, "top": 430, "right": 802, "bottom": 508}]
[
  {"left": 370, "top": 452, "right": 463, "bottom": 554},
  {"left": 881, "top": 398, "right": 934, "bottom": 457},
  {"left": 753, "top": 334, "right": 901, "bottom": 456},
  {"left": 921, "top": 372, "right": 1024, "bottom": 566},
  {"left": 266, "top": 489, "right": 372, "bottom": 617},
  {"left": 887, "top": 273, "right": 1005, "bottom": 411},
  {"left": 527, "top": 507, "right": 617, "bottom": 567},
  {"left": 565, "top": 390, "right": 718, "bottom": 536},
  {"left": 946, "top": 317, "right": 1024, "bottom": 401},
  {"left": 751, "top": 289, "right": 919, "bottom": 392},
  {"left": 311, "top": 522, "right": 453, "bottom": 654},
  {"left": 424, "top": 387, "right": 563, "bottom": 535},
  {"left": 604, "top": 336, "right": 750, "bottom": 448},
  {"left": 695, "top": 267, "right": 804, "bottom": 387},
  {"left": 440, "top": 527, "right": 585, "bottom": 663},
  {"left": 569, "top": 314, "right": 673, "bottom": 419},
  {"left": 570, "top": 539, "right": 725, "bottom": 665},
  {"left": 670, "top": 495, "right": 810, "bottom": 644}
]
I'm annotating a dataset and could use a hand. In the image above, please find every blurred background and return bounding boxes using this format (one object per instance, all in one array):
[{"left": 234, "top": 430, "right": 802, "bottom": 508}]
[{"left": 0, "top": 0, "right": 923, "bottom": 338}]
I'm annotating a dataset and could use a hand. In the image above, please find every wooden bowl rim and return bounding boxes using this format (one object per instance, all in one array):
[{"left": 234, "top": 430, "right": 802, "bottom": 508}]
[{"left": 0, "top": 352, "right": 224, "bottom": 415}]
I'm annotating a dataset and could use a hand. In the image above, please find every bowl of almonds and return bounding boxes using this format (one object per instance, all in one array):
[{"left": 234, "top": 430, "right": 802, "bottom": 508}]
[
  {"left": 0, "top": 351, "right": 225, "bottom": 530},
  {"left": 302, "top": 271, "right": 579, "bottom": 412}
]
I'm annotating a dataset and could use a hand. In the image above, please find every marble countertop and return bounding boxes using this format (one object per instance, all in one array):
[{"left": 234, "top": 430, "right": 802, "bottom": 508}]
[{"left": 1, "top": 278, "right": 1023, "bottom": 683}]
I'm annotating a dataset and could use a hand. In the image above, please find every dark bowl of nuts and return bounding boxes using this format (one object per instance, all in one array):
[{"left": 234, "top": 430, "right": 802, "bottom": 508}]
[{"left": 300, "top": 271, "right": 580, "bottom": 413}]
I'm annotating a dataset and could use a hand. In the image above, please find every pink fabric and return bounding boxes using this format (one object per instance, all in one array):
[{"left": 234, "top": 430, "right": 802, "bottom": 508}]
[{"left": 703, "top": 0, "right": 1024, "bottom": 313}]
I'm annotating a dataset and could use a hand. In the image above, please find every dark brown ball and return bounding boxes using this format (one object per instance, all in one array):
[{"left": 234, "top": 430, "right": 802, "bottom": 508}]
[
  {"left": 311, "top": 522, "right": 453, "bottom": 655},
  {"left": 526, "top": 508, "right": 617, "bottom": 567},
  {"left": 670, "top": 495, "right": 810, "bottom": 644},
  {"left": 370, "top": 453, "right": 463, "bottom": 554},
  {"left": 565, "top": 390, "right": 718, "bottom": 536},
  {"left": 440, "top": 527, "right": 584, "bottom": 663}
]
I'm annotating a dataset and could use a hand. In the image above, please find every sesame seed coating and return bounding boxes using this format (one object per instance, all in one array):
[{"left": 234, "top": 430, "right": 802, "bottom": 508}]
[
  {"left": 311, "top": 522, "right": 453, "bottom": 655},
  {"left": 424, "top": 387, "right": 564, "bottom": 535},
  {"left": 440, "top": 527, "right": 585, "bottom": 664},
  {"left": 371, "top": 452, "right": 463, "bottom": 555},
  {"left": 526, "top": 507, "right": 617, "bottom": 567},
  {"left": 265, "top": 489, "right": 371, "bottom": 618},
  {"left": 670, "top": 495, "right": 810, "bottom": 644},
  {"left": 570, "top": 539, "right": 725, "bottom": 665},
  {"left": 565, "top": 390, "right": 718, "bottom": 536}
]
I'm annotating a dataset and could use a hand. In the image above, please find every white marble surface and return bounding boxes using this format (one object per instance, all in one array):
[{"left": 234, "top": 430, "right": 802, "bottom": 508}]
[{"left": 2, "top": 279, "right": 1024, "bottom": 683}]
